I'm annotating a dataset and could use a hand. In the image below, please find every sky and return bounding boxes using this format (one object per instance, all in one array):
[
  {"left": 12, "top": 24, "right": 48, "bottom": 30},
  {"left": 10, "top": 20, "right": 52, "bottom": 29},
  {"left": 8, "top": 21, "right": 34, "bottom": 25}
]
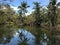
[
  {"left": 11, "top": 0, "right": 49, "bottom": 6},
  {"left": 10, "top": 0, "right": 60, "bottom": 15},
  {"left": 11, "top": 0, "right": 50, "bottom": 10}
]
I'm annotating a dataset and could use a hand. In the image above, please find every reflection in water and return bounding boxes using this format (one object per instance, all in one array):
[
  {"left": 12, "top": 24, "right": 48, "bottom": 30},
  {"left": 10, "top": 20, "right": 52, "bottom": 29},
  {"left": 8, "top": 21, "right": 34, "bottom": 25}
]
[
  {"left": 0, "top": 25, "right": 60, "bottom": 45},
  {"left": 34, "top": 27, "right": 48, "bottom": 45},
  {"left": 0, "top": 25, "right": 15, "bottom": 45},
  {"left": 17, "top": 29, "right": 35, "bottom": 45},
  {"left": 40, "top": 33, "right": 48, "bottom": 45},
  {"left": 47, "top": 30, "right": 60, "bottom": 45}
]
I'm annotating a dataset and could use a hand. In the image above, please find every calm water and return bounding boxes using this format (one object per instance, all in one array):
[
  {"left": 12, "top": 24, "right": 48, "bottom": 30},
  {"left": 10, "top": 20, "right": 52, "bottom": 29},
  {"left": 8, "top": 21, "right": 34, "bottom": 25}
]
[{"left": 0, "top": 25, "right": 60, "bottom": 45}]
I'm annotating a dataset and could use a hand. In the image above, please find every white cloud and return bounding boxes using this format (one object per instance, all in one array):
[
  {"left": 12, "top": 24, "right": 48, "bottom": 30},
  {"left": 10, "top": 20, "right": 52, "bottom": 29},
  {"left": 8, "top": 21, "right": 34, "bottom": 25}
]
[
  {"left": 25, "top": 12, "right": 31, "bottom": 16},
  {"left": 57, "top": 0, "right": 60, "bottom": 2},
  {"left": 3, "top": 7, "right": 6, "bottom": 9},
  {"left": 57, "top": 0, "right": 60, "bottom": 3},
  {"left": 42, "top": 6, "right": 48, "bottom": 9},
  {"left": 11, "top": 6, "right": 32, "bottom": 15},
  {"left": 58, "top": 6, "right": 60, "bottom": 8},
  {"left": 11, "top": 6, "right": 19, "bottom": 11}
]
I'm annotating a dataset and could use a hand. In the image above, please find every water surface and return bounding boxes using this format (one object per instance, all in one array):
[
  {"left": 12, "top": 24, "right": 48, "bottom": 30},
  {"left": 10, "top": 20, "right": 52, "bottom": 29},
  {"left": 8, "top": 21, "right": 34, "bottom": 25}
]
[{"left": 0, "top": 25, "right": 60, "bottom": 45}]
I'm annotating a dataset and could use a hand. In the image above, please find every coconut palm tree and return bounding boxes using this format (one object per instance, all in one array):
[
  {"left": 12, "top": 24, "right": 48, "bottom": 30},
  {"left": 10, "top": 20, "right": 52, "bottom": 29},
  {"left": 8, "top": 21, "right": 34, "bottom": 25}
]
[
  {"left": 33, "top": 2, "right": 42, "bottom": 26},
  {"left": 18, "top": 1, "right": 29, "bottom": 24},
  {"left": 18, "top": 1, "right": 29, "bottom": 16}
]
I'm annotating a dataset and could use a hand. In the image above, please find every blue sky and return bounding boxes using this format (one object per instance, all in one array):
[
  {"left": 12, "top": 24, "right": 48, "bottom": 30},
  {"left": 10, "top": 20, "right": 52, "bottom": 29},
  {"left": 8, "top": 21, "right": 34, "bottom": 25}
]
[
  {"left": 11, "top": 0, "right": 50, "bottom": 6},
  {"left": 10, "top": 0, "right": 60, "bottom": 15}
]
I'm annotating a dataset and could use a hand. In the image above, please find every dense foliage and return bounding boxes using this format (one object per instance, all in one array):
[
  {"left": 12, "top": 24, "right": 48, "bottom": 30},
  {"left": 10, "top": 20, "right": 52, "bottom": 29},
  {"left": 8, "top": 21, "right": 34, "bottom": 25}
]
[{"left": 0, "top": 0, "right": 60, "bottom": 29}]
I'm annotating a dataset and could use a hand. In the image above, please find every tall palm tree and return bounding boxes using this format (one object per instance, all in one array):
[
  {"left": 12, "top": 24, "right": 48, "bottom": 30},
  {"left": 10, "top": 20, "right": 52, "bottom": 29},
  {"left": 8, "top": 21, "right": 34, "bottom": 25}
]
[
  {"left": 18, "top": 1, "right": 29, "bottom": 24},
  {"left": 48, "top": 0, "right": 57, "bottom": 27},
  {"left": 18, "top": 1, "right": 29, "bottom": 17},
  {"left": 33, "top": 2, "right": 42, "bottom": 26}
]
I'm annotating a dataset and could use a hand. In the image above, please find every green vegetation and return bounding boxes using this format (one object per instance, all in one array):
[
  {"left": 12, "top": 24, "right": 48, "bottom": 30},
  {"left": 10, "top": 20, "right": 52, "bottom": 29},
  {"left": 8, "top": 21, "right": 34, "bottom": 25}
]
[
  {"left": 1, "top": 0, "right": 60, "bottom": 45},
  {"left": 0, "top": 0, "right": 60, "bottom": 30}
]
